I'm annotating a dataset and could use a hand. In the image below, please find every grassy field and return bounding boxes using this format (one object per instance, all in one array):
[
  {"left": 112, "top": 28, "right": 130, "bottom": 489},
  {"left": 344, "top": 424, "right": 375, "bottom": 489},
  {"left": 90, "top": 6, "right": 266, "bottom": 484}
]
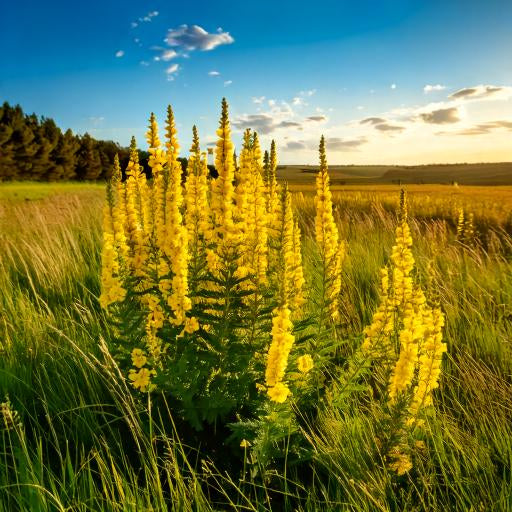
[
  {"left": 278, "top": 162, "right": 512, "bottom": 185},
  {"left": 1, "top": 181, "right": 512, "bottom": 510}
]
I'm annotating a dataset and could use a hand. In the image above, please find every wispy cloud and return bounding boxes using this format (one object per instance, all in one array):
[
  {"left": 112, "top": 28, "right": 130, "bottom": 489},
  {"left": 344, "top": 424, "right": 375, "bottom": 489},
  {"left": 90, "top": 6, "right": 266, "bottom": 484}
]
[
  {"left": 449, "top": 84, "right": 510, "bottom": 101},
  {"left": 166, "top": 63, "right": 179, "bottom": 81},
  {"left": 444, "top": 120, "right": 512, "bottom": 136},
  {"left": 325, "top": 137, "right": 367, "bottom": 151},
  {"left": 374, "top": 123, "right": 405, "bottom": 133},
  {"left": 208, "top": 70, "right": 221, "bottom": 76},
  {"left": 419, "top": 107, "right": 460, "bottom": 124},
  {"left": 285, "top": 141, "right": 308, "bottom": 150},
  {"left": 131, "top": 10, "right": 159, "bottom": 28},
  {"left": 424, "top": 84, "right": 446, "bottom": 93},
  {"left": 233, "top": 114, "right": 276, "bottom": 134},
  {"left": 165, "top": 25, "right": 234, "bottom": 51},
  {"left": 292, "top": 97, "right": 307, "bottom": 106},
  {"left": 390, "top": 83, "right": 397, "bottom": 90},
  {"left": 360, "top": 116, "right": 404, "bottom": 133},
  {"left": 88, "top": 116, "right": 105, "bottom": 126},
  {"left": 115, "top": 50, "right": 124, "bottom": 58},
  {"left": 360, "top": 117, "right": 386, "bottom": 125},
  {"left": 252, "top": 96, "right": 266, "bottom": 104},
  {"left": 306, "top": 115, "right": 327, "bottom": 122},
  {"left": 224, "top": 80, "right": 233, "bottom": 87}
]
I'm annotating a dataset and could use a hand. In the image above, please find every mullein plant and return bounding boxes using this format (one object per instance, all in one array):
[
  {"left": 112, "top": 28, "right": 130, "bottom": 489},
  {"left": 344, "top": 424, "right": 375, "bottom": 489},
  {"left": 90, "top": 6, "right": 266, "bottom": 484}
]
[
  {"left": 456, "top": 207, "right": 476, "bottom": 245},
  {"left": 314, "top": 136, "right": 346, "bottom": 326},
  {"left": 99, "top": 99, "right": 314, "bottom": 432},
  {"left": 358, "top": 190, "right": 447, "bottom": 475}
]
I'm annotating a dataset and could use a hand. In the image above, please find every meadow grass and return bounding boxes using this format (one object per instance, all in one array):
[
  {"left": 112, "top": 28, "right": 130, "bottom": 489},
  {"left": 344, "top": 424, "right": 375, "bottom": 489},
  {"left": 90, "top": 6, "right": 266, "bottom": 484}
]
[{"left": 0, "top": 182, "right": 511, "bottom": 510}]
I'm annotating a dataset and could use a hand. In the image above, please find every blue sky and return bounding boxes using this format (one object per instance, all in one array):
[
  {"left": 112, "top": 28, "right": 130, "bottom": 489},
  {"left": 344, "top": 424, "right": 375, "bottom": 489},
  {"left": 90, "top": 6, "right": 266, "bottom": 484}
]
[{"left": 1, "top": 0, "right": 511, "bottom": 164}]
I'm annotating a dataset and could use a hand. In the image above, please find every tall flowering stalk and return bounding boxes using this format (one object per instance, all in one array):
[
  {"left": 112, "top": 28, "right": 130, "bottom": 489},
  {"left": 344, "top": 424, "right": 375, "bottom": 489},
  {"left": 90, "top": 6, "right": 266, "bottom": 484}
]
[
  {"left": 184, "top": 126, "right": 210, "bottom": 288},
  {"left": 314, "top": 136, "right": 346, "bottom": 322},
  {"left": 99, "top": 156, "right": 126, "bottom": 308},
  {"left": 124, "top": 137, "right": 148, "bottom": 276},
  {"left": 209, "top": 97, "right": 236, "bottom": 257}
]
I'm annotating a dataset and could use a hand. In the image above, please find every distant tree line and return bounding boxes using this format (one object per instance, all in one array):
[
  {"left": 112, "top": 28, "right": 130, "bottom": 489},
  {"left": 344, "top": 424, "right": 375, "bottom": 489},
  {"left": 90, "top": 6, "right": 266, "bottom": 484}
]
[{"left": 0, "top": 102, "right": 195, "bottom": 181}]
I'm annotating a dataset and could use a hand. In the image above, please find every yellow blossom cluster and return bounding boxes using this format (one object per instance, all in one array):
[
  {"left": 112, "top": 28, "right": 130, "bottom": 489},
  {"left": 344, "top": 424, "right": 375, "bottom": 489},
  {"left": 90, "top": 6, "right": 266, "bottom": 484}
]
[
  {"left": 265, "top": 306, "right": 295, "bottom": 402},
  {"left": 100, "top": 99, "right": 310, "bottom": 400},
  {"left": 361, "top": 190, "right": 447, "bottom": 473}
]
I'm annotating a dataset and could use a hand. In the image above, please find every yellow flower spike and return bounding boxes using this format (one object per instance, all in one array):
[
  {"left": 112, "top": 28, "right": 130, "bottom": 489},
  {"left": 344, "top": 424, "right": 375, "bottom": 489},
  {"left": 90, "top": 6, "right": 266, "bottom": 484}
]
[
  {"left": 265, "top": 306, "right": 295, "bottom": 402},
  {"left": 267, "top": 139, "right": 280, "bottom": 233},
  {"left": 146, "top": 112, "right": 161, "bottom": 150},
  {"left": 153, "top": 117, "right": 191, "bottom": 327},
  {"left": 99, "top": 158, "right": 127, "bottom": 309},
  {"left": 241, "top": 131, "right": 269, "bottom": 290},
  {"left": 165, "top": 105, "right": 180, "bottom": 157},
  {"left": 185, "top": 126, "right": 210, "bottom": 253},
  {"left": 314, "top": 136, "right": 345, "bottom": 321},
  {"left": 210, "top": 98, "right": 236, "bottom": 254},
  {"left": 124, "top": 136, "right": 149, "bottom": 276},
  {"left": 291, "top": 220, "right": 306, "bottom": 308}
]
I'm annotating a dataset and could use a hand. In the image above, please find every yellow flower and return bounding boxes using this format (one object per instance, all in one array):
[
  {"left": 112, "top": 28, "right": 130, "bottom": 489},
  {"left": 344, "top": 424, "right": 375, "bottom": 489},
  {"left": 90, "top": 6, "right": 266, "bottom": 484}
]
[
  {"left": 297, "top": 354, "right": 314, "bottom": 373},
  {"left": 388, "top": 447, "right": 413, "bottom": 476},
  {"left": 240, "top": 439, "right": 252, "bottom": 448},
  {"left": 184, "top": 316, "right": 200, "bottom": 334},
  {"left": 131, "top": 348, "right": 147, "bottom": 368},
  {"left": 128, "top": 368, "right": 155, "bottom": 391},
  {"left": 267, "top": 382, "right": 291, "bottom": 403}
]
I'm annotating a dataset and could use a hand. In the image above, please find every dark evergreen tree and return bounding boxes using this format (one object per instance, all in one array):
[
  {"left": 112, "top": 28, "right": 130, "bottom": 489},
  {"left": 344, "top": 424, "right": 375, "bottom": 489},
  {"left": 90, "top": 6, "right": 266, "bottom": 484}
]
[
  {"left": 76, "top": 133, "right": 102, "bottom": 180},
  {"left": 46, "top": 129, "right": 79, "bottom": 180}
]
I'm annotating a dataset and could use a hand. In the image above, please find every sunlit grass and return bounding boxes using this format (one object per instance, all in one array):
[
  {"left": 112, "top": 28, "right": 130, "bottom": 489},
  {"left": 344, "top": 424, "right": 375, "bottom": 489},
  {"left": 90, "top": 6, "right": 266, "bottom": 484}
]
[{"left": 0, "top": 183, "right": 511, "bottom": 510}]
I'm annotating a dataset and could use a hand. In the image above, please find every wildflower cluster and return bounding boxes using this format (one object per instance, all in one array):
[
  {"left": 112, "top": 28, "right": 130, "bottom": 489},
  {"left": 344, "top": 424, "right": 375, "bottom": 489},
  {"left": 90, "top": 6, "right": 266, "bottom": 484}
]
[
  {"left": 99, "top": 99, "right": 319, "bottom": 430},
  {"left": 361, "top": 190, "right": 447, "bottom": 474}
]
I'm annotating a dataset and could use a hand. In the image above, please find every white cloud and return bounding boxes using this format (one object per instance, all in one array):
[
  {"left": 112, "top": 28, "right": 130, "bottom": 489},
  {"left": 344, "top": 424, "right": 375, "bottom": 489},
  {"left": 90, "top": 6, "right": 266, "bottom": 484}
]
[
  {"left": 268, "top": 99, "right": 276, "bottom": 107},
  {"left": 140, "top": 60, "right": 150, "bottom": 66},
  {"left": 300, "top": 89, "right": 316, "bottom": 97},
  {"left": 165, "top": 25, "right": 234, "bottom": 51},
  {"left": 252, "top": 96, "right": 266, "bottom": 104},
  {"left": 161, "top": 50, "right": 178, "bottom": 61},
  {"left": 115, "top": 50, "right": 124, "bottom": 58},
  {"left": 166, "top": 63, "right": 179, "bottom": 76},
  {"left": 208, "top": 70, "right": 221, "bottom": 76},
  {"left": 424, "top": 84, "right": 446, "bottom": 93},
  {"left": 292, "top": 97, "right": 306, "bottom": 106},
  {"left": 357, "top": 105, "right": 365, "bottom": 110},
  {"left": 391, "top": 83, "right": 397, "bottom": 90},
  {"left": 224, "top": 80, "right": 233, "bottom": 87}
]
